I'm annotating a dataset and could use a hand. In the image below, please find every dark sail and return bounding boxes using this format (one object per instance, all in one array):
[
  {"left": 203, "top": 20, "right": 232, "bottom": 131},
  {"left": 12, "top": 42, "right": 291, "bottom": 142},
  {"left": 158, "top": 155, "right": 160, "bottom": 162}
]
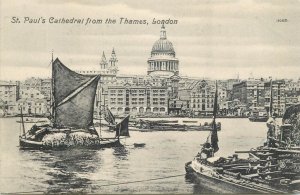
[
  {"left": 53, "top": 58, "right": 92, "bottom": 105},
  {"left": 211, "top": 81, "right": 219, "bottom": 153},
  {"left": 52, "top": 58, "right": 100, "bottom": 128},
  {"left": 104, "top": 108, "right": 116, "bottom": 125},
  {"left": 282, "top": 104, "right": 300, "bottom": 124},
  {"left": 115, "top": 115, "right": 130, "bottom": 137},
  {"left": 55, "top": 75, "right": 100, "bottom": 128}
]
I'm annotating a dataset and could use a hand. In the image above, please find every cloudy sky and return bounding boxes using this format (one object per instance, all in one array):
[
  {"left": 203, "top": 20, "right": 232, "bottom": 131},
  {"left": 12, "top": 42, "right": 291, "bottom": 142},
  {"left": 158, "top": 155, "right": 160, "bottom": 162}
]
[{"left": 1, "top": 0, "right": 300, "bottom": 81}]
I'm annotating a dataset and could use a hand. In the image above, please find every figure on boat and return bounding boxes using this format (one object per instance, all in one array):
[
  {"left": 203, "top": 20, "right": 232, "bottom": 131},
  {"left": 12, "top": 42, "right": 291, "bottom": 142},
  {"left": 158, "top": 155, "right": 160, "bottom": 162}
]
[{"left": 266, "top": 113, "right": 279, "bottom": 147}]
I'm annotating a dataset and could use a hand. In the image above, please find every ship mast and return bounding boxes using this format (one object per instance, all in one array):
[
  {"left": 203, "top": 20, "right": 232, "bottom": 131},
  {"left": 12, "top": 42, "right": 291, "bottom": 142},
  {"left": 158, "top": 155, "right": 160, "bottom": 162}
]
[
  {"left": 269, "top": 79, "right": 273, "bottom": 116},
  {"left": 20, "top": 107, "right": 26, "bottom": 138},
  {"left": 50, "top": 50, "right": 55, "bottom": 125}
]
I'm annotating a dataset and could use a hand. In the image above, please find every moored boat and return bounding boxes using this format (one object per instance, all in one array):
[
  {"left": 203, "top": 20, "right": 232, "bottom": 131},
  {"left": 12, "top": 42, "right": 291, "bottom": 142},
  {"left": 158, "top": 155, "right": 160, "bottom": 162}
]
[
  {"left": 248, "top": 109, "right": 269, "bottom": 122},
  {"left": 185, "top": 84, "right": 300, "bottom": 193},
  {"left": 134, "top": 143, "right": 146, "bottom": 147},
  {"left": 19, "top": 58, "right": 129, "bottom": 150},
  {"left": 129, "top": 119, "right": 221, "bottom": 132},
  {"left": 249, "top": 115, "right": 268, "bottom": 122}
]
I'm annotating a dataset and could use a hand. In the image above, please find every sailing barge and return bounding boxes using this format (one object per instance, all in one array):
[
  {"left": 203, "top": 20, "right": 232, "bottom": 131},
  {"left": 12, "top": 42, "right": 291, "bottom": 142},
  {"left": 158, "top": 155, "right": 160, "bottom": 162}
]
[
  {"left": 185, "top": 84, "right": 300, "bottom": 193},
  {"left": 19, "top": 58, "right": 129, "bottom": 150}
]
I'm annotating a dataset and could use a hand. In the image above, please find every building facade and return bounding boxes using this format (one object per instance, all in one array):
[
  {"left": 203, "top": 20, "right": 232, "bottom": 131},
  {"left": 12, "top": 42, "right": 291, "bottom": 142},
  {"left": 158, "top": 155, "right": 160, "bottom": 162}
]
[
  {"left": 107, "top": 83, "right": 168, "bottom": 116},
  {"left": 190, "top": 80, "right": 216, "bottom": 115},
  {"left": 0, "top": 81, "right": 19, "bottom": 115},
  {"left": 16, "top": 98, "right": 48, "bottom": 115},
  {"left": 264, "top": 80, "right": 286, "bottom": 116}
]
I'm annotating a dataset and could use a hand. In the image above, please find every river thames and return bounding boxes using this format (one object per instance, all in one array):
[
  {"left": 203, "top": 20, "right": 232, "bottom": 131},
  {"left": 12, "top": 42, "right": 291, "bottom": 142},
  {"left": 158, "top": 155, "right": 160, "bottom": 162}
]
[{"left": 0, "top": 117, "right": 269, "bottom": 194}]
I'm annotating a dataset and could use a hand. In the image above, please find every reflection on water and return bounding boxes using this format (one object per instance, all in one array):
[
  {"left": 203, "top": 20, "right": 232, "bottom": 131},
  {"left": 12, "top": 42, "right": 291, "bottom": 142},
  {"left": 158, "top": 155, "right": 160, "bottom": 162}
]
[
  {"left": 185, "top": 174, "right": 215, "bottom": 194},
  {"left": 113, "top": 146, "right": 129, "bottom": 161},
  {"left": 0, "top": 118, "right": 267, "bottom": 194},
  {"left": 45, "top": 149, "right": 98, "bottom": 193}
]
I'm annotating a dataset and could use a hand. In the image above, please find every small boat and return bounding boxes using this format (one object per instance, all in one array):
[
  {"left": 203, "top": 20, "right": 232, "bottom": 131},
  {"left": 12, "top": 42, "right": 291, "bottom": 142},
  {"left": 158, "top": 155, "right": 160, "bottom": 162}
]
[
  {"left": 16, "top": 117, "right": 48, "bottom": 123},
  {"left": 182, "top": 120, "right": 198, "bottom": 123},
  {"left": 19, "top": 58, "right": 130, "bottom": 150},
  {"left": 185, "top": 84, "right": 300, "bottom": 193},
  {"left": 134, "top": 143, "right": 146, "bottom": 147},
  {"left": 248, "top": 110, "right": 268, "bottom": 122}
]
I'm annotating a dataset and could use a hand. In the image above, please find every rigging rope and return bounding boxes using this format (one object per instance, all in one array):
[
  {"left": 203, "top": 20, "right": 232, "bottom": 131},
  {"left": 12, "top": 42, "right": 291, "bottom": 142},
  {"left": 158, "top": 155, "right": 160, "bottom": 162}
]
[
  {"left": 97, "top": 173, "right": 186, "bottom": 187},
  {"left": 3, "top": 173, "right": 186, "bottom": 194}
]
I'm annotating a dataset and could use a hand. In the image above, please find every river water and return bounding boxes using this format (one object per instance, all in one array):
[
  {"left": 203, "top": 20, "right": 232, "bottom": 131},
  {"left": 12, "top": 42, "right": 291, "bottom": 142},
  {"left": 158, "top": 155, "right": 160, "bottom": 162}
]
[{"left": 0, "top": 117, "right": 269, "bottom": 194}]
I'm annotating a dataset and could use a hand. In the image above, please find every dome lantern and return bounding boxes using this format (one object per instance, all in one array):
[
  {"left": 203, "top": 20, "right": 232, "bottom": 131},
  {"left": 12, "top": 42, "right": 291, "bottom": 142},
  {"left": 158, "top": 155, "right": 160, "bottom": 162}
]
[{"left": 160, "top": 24, "right": 167, "bottom": 39}]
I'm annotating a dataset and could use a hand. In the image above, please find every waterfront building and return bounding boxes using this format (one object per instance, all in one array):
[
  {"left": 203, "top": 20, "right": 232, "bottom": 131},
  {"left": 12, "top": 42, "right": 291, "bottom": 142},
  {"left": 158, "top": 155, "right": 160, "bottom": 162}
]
[
  {"left": 284, "top": 79, "right": 300, "bottom": 108},
  {"left": 20, "top": 77, "right": 51, "bottom": 100},
  {"left": 190, "top": 80, "right": 216, "bottom": 115},
  {"left": 20, "top": 89, "right": 45, "bottom": 99},
  {"left": 21, "top": 77, "right": 42, "bottom": 91},
  {"left": 264, "top": 80, "right": 286, "bottom": 116},
  {"left": 232, "top": 79, "right": 286, "bottom": 116},
  {"left": 0, "top": 81, "right": 20, "bottom": 115},
  {"left": 41, "top": 78, "right": 51, "bottom": 101},
  {"left": 168, "top": 99, "right": 189, "bottom": 115},
  {"left": 177, "top": 79, "right": 228, "bottom": 116},
  {"left": 232, "top": 79, "right": 265, "bottom": 111},
  {"left": 15, "top": 89, "right": 49, "bottom": 115},
  {"left": 107, "top": 83, "right": 168, "bottom": 116},
  {"left": 285, "top": 96, "right": 299, "bottom": 108},
  {"left": 15, "top": 98, "right": 48, "bottom": 115}
]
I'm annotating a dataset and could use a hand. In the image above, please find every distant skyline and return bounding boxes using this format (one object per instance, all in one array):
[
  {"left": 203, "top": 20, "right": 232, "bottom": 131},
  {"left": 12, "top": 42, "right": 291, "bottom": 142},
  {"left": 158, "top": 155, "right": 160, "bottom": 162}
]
[{"left": 1, "top": 0, "right": 300, "bottom": 81}]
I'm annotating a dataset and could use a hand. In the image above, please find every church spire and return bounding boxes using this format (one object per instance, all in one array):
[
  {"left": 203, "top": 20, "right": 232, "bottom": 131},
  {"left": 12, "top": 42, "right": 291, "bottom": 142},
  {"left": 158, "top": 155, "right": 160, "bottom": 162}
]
[
  {"left": 109, "top": 48, "right": 118, "bottom": 67},
  {"left": 100, "top": 51, "right": 107, "bottom": 69},
  {"left": 160, "top": 24, "right": 167, "bottom": 39}
]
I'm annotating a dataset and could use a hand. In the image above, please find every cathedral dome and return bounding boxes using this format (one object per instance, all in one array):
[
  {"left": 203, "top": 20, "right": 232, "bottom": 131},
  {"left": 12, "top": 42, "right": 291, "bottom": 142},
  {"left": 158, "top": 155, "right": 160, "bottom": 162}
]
[
  {"left": 147, "top": 25, "right": 179, "bottom": 77},
  {"left": 151, "top": 39, "right": 175, "bottom": 54},
  {"left": 151, "top": 25, "right": 175, "bottom": 56}
]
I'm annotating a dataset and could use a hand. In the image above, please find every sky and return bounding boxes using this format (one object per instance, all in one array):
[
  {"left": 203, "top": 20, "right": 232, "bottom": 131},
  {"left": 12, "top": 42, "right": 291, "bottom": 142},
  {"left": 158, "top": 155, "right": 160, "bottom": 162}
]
[{"left": 0, "top": 0, "right": 300, "bottom": 81}]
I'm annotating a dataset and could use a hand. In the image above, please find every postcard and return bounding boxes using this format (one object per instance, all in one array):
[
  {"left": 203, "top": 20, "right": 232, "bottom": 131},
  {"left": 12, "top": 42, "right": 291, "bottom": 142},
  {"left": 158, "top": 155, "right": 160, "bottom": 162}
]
[{"left": 0, "top": 0, "right": 299, "bottom": 194}]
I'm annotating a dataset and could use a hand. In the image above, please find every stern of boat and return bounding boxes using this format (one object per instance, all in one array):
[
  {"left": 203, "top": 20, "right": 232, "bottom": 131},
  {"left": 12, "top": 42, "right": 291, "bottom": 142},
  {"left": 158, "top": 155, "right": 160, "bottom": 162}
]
[{"left": 185, "top": 161, "right": 193, "bottom": 174}]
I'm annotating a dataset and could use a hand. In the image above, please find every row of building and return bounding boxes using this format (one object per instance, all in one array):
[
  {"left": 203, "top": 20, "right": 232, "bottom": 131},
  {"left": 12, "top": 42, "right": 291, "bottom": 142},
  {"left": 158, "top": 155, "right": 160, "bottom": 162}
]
[
  {"left": 1, "top": 25, "right": 300, "bottom": 117},
  {"left": 1, "top": 76, "right": 299, "bottom": 117}
]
